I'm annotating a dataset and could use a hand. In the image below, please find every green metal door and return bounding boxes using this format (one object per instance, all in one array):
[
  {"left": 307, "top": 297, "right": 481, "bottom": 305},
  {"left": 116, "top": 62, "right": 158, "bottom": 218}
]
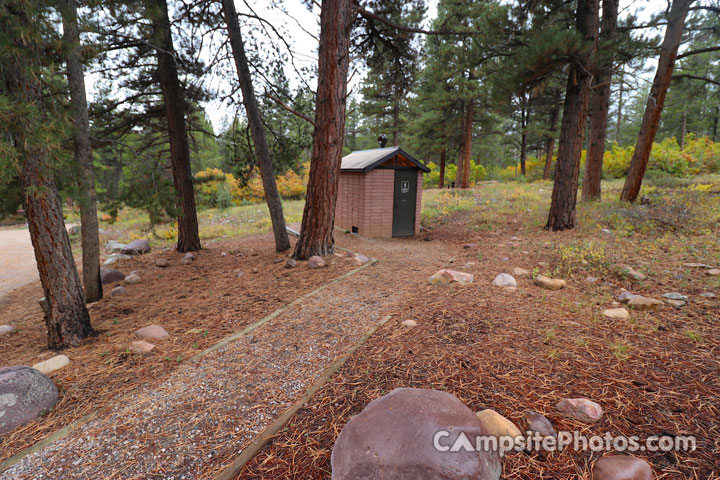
[{"left": 392, "top": 169, "right": 417, "bottom": 237}]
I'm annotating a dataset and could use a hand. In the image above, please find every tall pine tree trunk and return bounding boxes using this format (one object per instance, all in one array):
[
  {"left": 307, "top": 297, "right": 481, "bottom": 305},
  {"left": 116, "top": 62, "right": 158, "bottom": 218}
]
[
  {"left": 616, "top": 71, "right": 624, "bottom": 143},
  {"left": 221, "top": 0, "right": 290, "bottom": 252},
  {"left": 151, "top": 0, "right": 201, "bottom": 252},
  {"left": 293, "top": 0, "right": 353, "bottom": 260},
  {"left": 438, "top": 146, "right": 446, "bottom": 188},
  {"left": 542, "top": 106, "right": 559, "bottom": 180},
  {"left": 679, "top": 109, "right": 687, "bottom": 149},
  {"left": 392, "top": 104, "right": 400, "bottom": 146},
  {"left": 461, "top": 101, "right": 473, "bottom": 188},
  {"left": 621, "top": 0, "right": 692, "bottom": 202},
  {"left": 520, "top": 96, "right": 528, "bottom": 176},
  {"left": 546, "top": 0, "right": 599, "bottom": 231},
  {"left": 4, "top": 42, "right": 93, "bottom": 348},
  {"left": 61, "top": 0, "right": 102, "bottom": 302},
  {"left": 582, "top": 0, "right": 618, "bottom": 201}
]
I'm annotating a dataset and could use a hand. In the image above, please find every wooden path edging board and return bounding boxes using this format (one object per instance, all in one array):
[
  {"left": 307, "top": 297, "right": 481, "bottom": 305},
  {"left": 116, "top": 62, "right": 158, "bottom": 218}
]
[{"left": 213, "top": 314, "right": 393, "bottom": 480}]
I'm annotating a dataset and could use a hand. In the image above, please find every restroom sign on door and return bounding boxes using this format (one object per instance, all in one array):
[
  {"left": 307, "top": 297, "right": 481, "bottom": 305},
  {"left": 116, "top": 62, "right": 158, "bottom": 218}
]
[{"left": 401, "top": 180, "right": 410, "bottom": 193}]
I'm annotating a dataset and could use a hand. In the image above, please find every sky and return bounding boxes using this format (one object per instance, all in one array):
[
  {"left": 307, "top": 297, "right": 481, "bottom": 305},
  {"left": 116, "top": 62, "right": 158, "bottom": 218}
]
[{"left": 87, "top": 0, "right": 664, "bottom": 132}]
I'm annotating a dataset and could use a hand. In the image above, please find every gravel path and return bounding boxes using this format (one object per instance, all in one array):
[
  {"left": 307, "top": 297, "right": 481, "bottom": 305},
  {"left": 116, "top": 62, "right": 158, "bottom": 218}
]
[{"left": 0, "top": 236, "right": 452, "bottom": 479}]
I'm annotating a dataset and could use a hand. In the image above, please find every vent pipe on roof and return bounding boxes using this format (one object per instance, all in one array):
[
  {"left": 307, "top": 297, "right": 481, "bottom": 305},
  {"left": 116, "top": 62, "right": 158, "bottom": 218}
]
[{"left": 378, "top": 134, "right": 388, "bottom": 148}]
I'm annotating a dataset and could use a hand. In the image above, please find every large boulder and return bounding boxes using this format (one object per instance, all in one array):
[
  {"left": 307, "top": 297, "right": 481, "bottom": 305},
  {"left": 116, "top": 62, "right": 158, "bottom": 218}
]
[
  {"left": 100, "top": 267, "right": 125, "bottom": 285},
  {"left": 331, "top": 388, "right": 501, "bottom": 480},
  {"left": 0, "top": 366, "right": 59, "bottom": 435},
  {"left": 121, "top": 239, "right": 151, "bottom": 255}
]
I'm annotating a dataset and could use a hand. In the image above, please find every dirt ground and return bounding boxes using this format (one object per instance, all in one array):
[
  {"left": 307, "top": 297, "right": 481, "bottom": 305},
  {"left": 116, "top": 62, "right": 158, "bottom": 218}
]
[{"left": 1, "top": 183, "right": 719, "bottom": 479}]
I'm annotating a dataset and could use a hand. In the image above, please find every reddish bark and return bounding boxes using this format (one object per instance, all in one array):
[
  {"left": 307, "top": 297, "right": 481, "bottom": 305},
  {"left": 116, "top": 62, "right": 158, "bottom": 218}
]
[
  {"left": 542, "top": 106, "right": 559, "bottom": 180},
  {"left": 4, "top": 35, "right": 93, "bottom": 347},
  {"left": 582, "top": 0, "right": 618, "bottom": 201},
  {"left": 293, "top": 0, "right": 353, "bottom": 259},
  {"left": 151, "top": 0, "right": 201, "bottom": 252},
  {"left": 546, "top": 0, "right": 599, "bottom": 231},
  {"left": 461, "top": 101, "right": 473, "bottom": 188},
  {"left": 621, "top": 0, "right": 692, "bottom": 202},
  {"left": 438, "top": 146, "right": 446, "bottom": 188},
  {"left": 221, "top": 0, "right": 290, "bottom": 252}
]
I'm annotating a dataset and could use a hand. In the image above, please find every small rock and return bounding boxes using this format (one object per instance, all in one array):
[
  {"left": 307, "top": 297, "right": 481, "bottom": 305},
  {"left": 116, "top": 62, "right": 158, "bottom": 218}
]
[
  {"left": 121, "top": 239, "right": 151, "bottom": 255},
  {"left": 464, "top": 262, "right": 476, "bottom": 269},
  {"left": 475, "top": 409, "right": 522, "bottom": 443},
  {"left": 556, "top": 397, "right": 603, "bottom": 423},
  {"left": 707, "top": 269, "right": 720, "bottom": 276},
  {"left": 251, "top": 267, "right": 259, "bottom": 274},
  {"left": 105, "top": 240, "right": 127, "bottom": 253},
  {"left": 32, "top": 355, "right": 70, "bottom": 375},
  {"left": 186, "top": 328, "right": 203, "bottom": 334},
  {"left": 534, "top": 275, "right": 566, "bottom": 290},
  {"left": 585, "top": 276, "right": 599, "bottom": 284},
  {"left": 155, "top": 258, "right": 169, "bottom": 268},
  {"left": 512, "top": 267, "right": 530, "bottom": 277},
  {"left": 183, "top": 252, "right": 195, "bottom": 261},
  {"left": 0, "top": 366, "right": 59, "bottom": 435},
  {"left": 285, "top": 258, "right": 297, "bottom": 269},
  {"left": 0, "top": 325, "right": 15, "bottom": 334},
  {"left": 401, "top": 320, "right": 417, "bottom": 328},
  {"left": 601, "top": 228, "right": 613, "bottom": 236},
  {"left": 111, "top": 286, "right": 125, "bottom": 297},
  {"left": 500, "top": 257, "right": 510, "bottom": 262},
  {"left": 354, "top": 254, "right": 370, "bottom": 265},
  {"left": 273, "top": 258, "right": 283, "bottom": 264},
  {"left": 617, "top": 291, "right": 636, "bottom": 304},
  {"left": 308, "top": 255, "right": 326, "bottom": 268},
  {"left": 129, "top": 340, "right": 155, "bottom": 354},
  {"left": 492, "top": 273, "right": 517, "bottom": 288},
  {"left": 236, "top": 270, "right": 245, "bottom": 278},
  {"left": 135, "top": 325, "right": 169, "bottom": 341},
  {"left": 621, "top": 265, "right": 646, "bottom": 281},
  {"left": 463, "top": 243, "right": 476, "bottom": 249},
  {"left": 538, "top": 261, "right": 548, "bottom": 267},
  {"left": 700, "top": 292, "right": 716, "bottom": 298},
  {"left": 664, "top": 299, "right": 686, "bottom": 308},
  {"left": 429, "top": 269, "right": 474, "bottom": 286},
  {"left": 663, "top": 292, "right": 688, "bottom": 301},
  {"left": 683, "top": 262, "right": 707, "bottom": 268},
  {"left": 627, "top": 296, "right": 664, "bottom": 312},
  {"left": 124, "top": 273, "right": 142, "bottom": 285},
  {"left": 103, "top": 253, "right": 131, "bottom": 266},
  {"left": 592, "top": 455, "right": 653, "bottom": 480},
  {"left": 181, "top": 256, "right": 193, "bottom": 265},
  {"left": 100, "top": 267, "right": 125, "bottom": 285},
  {"left": 525, "top": 411, "right": 557, "bottom": 438},
  {"left": 221, "top": 251, "right": 228, "bottom": 257},
  {"left": 603, "top": 308, "right": 630, "bottom": 320}
]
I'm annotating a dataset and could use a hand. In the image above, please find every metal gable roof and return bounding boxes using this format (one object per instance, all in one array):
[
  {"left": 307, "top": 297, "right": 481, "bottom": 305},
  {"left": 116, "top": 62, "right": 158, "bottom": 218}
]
[{"left": 340, "top": 147, "right": 430, "bottom": 173}]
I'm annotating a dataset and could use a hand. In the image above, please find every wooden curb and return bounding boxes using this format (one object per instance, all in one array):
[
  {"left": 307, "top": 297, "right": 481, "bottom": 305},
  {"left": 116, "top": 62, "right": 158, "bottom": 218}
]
[
  {"left": 0, "top": 411, "right": 97, "bottom": 473},
  {"left": 0, "top": 255, "right": 377, "bottom": 475},
  {"left": 213, "top": 314, "right": 393, "bottom": 480}
]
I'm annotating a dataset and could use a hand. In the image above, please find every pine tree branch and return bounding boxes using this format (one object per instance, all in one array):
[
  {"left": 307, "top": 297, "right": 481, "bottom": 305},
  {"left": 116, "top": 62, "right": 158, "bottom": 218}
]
[
  {"left": 352, "top": 3, "right": 480, "bottom": 36},
  {"left": 677, "top": 46, "right": 720, "bottom": 59},
  {"left": 263, "top": 92, "right": 317, "bottom": 128},
  {"left": 672, "top": 74, "right": 720, "bottom": 86}
]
